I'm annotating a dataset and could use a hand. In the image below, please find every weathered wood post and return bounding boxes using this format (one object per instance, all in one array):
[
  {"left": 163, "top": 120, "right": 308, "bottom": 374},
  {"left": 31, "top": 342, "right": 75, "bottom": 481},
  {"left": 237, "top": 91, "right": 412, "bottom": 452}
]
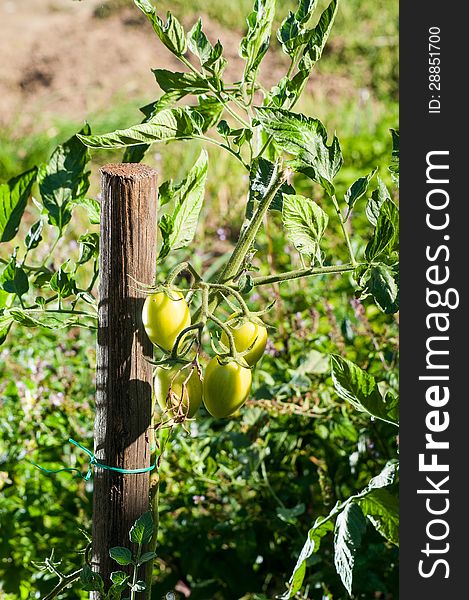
[{"left": 93, "top": 164, "right": 158, "bottom": 594}]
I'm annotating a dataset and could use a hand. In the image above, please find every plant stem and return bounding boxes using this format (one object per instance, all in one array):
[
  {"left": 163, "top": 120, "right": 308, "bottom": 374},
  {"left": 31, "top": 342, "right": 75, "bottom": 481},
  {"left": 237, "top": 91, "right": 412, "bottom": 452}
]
[
  {"left": 41, "top": 569, "right": 82, "bottom": 600},
  {"left": 331, "top": 194, "right": 357, "bottom": 266},
  {"left": 217, "top": 166, "right": 289, "bottom": 286},
  {"left": 247, "top": 263, "right": 356, "bottom": 288}
]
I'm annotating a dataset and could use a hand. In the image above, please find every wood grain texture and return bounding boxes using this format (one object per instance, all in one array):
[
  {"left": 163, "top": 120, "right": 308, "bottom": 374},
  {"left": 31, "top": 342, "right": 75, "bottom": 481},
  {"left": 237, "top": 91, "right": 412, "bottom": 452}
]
[{"left": 92, "top": 163, "right": 157, "bottom": 596}]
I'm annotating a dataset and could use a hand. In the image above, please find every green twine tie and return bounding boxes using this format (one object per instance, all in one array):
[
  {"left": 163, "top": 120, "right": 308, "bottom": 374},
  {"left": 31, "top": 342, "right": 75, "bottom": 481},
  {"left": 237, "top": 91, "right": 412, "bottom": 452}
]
[{"left": 28, "top": 438, "right": 157, "bottom": 481}]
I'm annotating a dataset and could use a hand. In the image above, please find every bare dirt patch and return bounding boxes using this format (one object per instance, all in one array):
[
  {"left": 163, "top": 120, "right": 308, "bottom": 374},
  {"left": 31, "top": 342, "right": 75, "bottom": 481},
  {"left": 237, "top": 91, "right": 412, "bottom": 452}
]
[{"left": 0, "top": 0, "right": 352, "bottom": 135}]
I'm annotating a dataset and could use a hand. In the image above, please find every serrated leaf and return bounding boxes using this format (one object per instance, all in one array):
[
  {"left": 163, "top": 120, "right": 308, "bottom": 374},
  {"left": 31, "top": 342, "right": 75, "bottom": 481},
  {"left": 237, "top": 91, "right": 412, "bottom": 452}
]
[
  {"left": 282, "top": 193, "right": 328, "bottom": 263},
  {"left": 334, "top": 503, "right": 366, "bottom": 596},
  {"left": 239, "top": 0, "right": 275, "bottom": 81},
  {"left": 366, "top": 461, "right": 399, "bottom": 490},
  {"left": 366, "top": 177, "right": 390, "bottom": 225},
  {"left": 158, "top": 150, "right": 208, "bottom": 260},
  {"left": 330, "top": 355, "right": 399, "bottom": 425},
  {"left": 152, "top": 69, "right": 210, "bottom": 95},
  {"left": 39, "top": 125, "right": 90, "bottom": 231},
  {"left": 365, "top": 199, "right": 399, "bottom": 261},
  {"left": 344, "top": 168, "right": 377, "bottom": 210},
  {"left": 25, "top": 220, "right": 44, "bottom": 250},
  {"left": 50, "top": 265, "right": 76, "bottom": 298},
  {"left": 80, "top": 565, "right": 104, "bottom": 592},
  {"left": 7, "top": 307, "right": 96, "bottom": 330},
  {"left": 78, "top": 233, "right": 99, "bottom": 265},
  {"left": 129, "top": 511, "right": 154, "bottom": 545},
  {"left": 70, "top": 196, "right": 100, "bottom": 224},
  {"left": 359, "top": 488, "right": 399, "bottom": 546},
  {"left": 188, "top": 19, "right": 213, "bottom": 64},
  {"left": 109, "top": 546, "right": 133, "bottom": 566},
  {"left": 256, "top": 108, "right": 342, "bottom": 189},
  {"left": 110, "top": 570, "right": 130, "bottom": 585},
  {"left": 78, "top": 107, "right": 199, "bottom": 149},
  {"left": 296, "top": 0, "right": 316, "bottom": 23},
  {"left": 280, "top": 517, "right": 334, "bottom": 598},
  {"left": 302, "top": 0, "right": 338, "bottom": 64},
  {"left": 0, "top": 167, "right": 38, "bottom": 242},
  {"left": 277, "top": 12, "right": 302, "bottom": 56},
  {"left": 358, "top": 263, "right": 399, "bottom": 314},
  {"left": 191, "top": 96, "right": 224, "bottom": 132},
  {"left": 1, "top": 259, "right": 29, "bottom": 297},
  {"left": 134, "top": 1, "right": 187, "bottom": 55}
]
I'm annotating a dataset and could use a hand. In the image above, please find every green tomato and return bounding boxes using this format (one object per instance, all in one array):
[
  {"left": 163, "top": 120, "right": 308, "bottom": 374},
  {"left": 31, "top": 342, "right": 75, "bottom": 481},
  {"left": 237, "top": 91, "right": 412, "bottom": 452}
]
[
  {"left": 142, "top": 291, "right": 191, "bottom": 351},
  {"left": 203, "top": 356, "right": 252, "bottom": 418},
  {"left": 221, "top": 315, "right": 268, "bottom": 366},
  {"left": 154, "top": 365, "right": 203, "bottom": 418}
]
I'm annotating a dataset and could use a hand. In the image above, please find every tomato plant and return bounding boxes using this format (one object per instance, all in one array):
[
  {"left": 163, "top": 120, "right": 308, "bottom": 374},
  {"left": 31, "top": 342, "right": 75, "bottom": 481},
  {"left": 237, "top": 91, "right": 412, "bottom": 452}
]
[{"left": 0, "top": 0, "right": 399, "bottom": 598}]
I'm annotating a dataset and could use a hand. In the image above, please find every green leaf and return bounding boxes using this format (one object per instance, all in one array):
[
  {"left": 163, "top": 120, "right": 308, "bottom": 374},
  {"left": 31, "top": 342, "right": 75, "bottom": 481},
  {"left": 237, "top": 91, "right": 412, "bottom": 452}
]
[
  {"left": 137, "top": 551, "right": 157, "bottom": 566},
  {"left": 134, "top": 1, "right": 187, "bottom": 56},
  {"left": 49, "top": 265, "right": 76, "bottom": 298},
  {"left": 365, "top": 199, "right": 399, "bottom": 261},
  {"left": 78, "top": 233, "right": 99, "bottom": 265},
  {"left": 239, "top": 0, "right": 276, "bottom": 81},
  {"left": 302, "top": 0, "right": 338, "bottom": 65},
  {"left": 245, "top": 158, "right": 295, "bottom": 221},
  {"left": 39, "top": 125, "right": 90, "bottom": 231},
  {"left": 70, "top": 196, "right": 100, "bottom": 224},
  {"left": 330, "top": 355, "right": 399, "bottom": 425},
  {"left": 366, "top": 177, "right": 390, "bottom": 226},
  {"left": 277, "top": 12, "right": 302, "bottom": 56},
  {"left": 152, "top": 69, "right": 210, "bottom": 95},
  {"left": 110, "top": 571, "right": 130, "bottom": 585},
  {"left": 282, "top": 193, "right": 328, "bottom": 263},
  {"left": 333, "top": 502, "right": 366, "bottom": 596},
  {"left": 389, "top": 128, "right": 399, "bottom": 185},
  {"left": 344, "top": 168, "right": 377, "bottom": 210},
  {"left": 0, "top": 312, "right": 13, "bottom": 346},
  {"left": 188, "top": 19, "right": 212, "bottom": 64},
  {"left": 25, "top": 220, "right": 44, "bottom": 250},
  {"left": 80, "top": 565, "right": 104, "bottom": 592},
  {"left": 129, "top": 511, "right": 154, "bottom": 545},
  {"left": 0, "top": 167, "right": 38, "bottom": 243},
  {"left": 158, "top": 149, "right": 208, "bottom": 260},
  {"left": 1, "top": 258, "right": 29, "bottom": 297},
  {"left": 357, "top": 263, "right": 399, "bottom": 314},
  {"left": 359, "top": 488, "right": 399, "bottom": 546},
  {"left": 280, "top": 517, "right": 334, "bottom": 598},
  {"left": 78, "top": 107, "right": 198, "bottom": 149},
  {"left": 7, "top": 307, "right": 96, "bottom": 330},
  {"left": 296, "top": 0, "right": 316, "bottom": 23},
  {"left": 109, "top": 546, "right": 133, "bottom": 566},
  {"left": 190, "top": 96, "right": 224, "bottom": 133},
  {"left": 256, "top": 108, "right": 342, "bottom": 190}
]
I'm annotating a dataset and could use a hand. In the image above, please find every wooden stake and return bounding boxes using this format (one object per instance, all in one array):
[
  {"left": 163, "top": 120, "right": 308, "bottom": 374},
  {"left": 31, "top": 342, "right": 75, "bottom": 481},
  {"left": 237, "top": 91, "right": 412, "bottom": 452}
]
[{"left": 92, "top": 164, "right": 157, "bottom": 595}]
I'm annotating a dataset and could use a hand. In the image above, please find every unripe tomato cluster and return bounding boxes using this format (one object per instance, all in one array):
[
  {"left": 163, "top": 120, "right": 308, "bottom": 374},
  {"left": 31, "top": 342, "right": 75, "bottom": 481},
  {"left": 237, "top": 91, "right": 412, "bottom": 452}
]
[{"left": 142, "top": 291, "right": 267, "bottom": 418}]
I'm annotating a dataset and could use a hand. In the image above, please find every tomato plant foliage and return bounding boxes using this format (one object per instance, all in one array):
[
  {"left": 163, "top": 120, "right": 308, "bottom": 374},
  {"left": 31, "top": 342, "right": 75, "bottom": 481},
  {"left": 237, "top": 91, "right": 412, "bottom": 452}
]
[{"left": 0, "top": 0, "right": 398, "bottom": 598}]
